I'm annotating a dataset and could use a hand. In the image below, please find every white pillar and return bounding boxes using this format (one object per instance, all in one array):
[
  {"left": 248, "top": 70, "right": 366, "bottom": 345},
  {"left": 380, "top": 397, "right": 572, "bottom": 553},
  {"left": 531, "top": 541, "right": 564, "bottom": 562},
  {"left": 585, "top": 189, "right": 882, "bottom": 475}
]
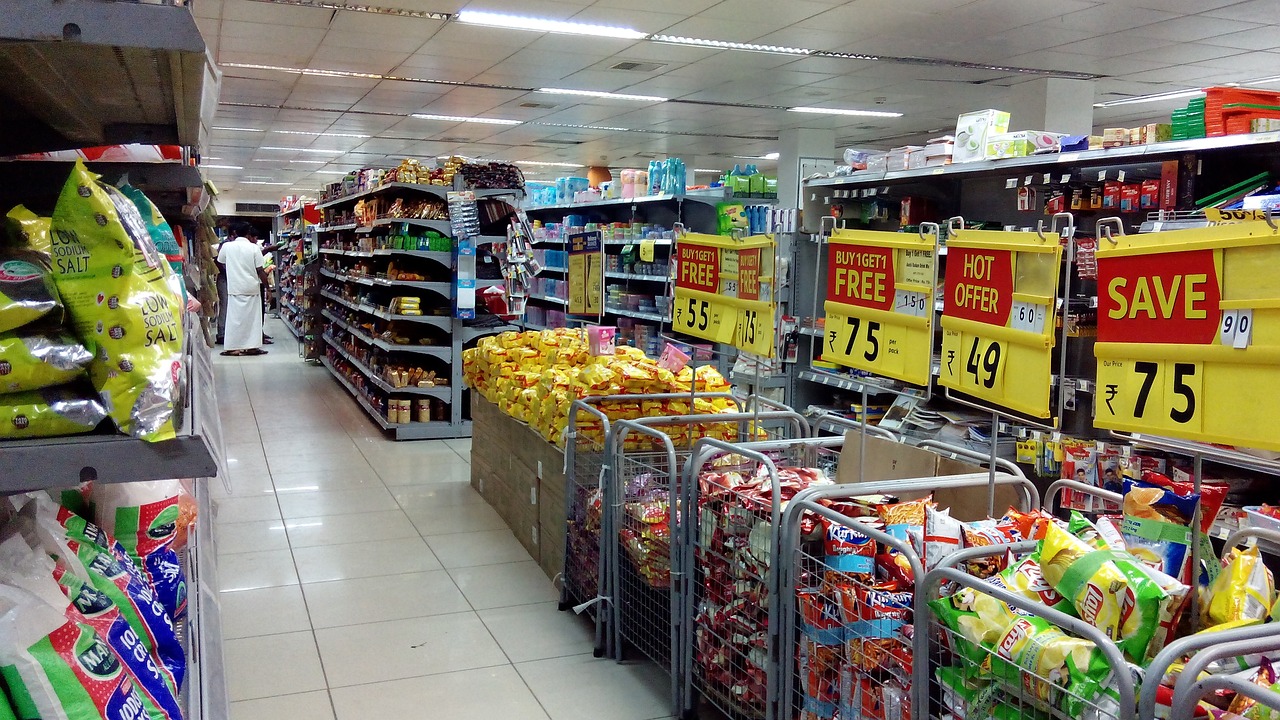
[
  {"left": 1005, "top": 78, "right": 1095, "bottom": 135},
  {"left": 777, "top": 128, "right": 836, "bottom": 209}
]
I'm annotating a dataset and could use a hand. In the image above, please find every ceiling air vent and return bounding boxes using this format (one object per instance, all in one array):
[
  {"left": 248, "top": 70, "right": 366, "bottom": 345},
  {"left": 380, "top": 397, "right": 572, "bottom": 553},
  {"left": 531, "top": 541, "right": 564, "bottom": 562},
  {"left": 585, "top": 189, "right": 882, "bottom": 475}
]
[
  {"left": 610, "top": 61, "right": 665, "bottom": 73},
  {"left": 534, "top": 139, "right": 583, "bottom": 146},
  {"left": 235, "top": 202, "right": 279, "bottom": 214},
  {"left": 519, "top": 101, "right": 557, "bottom": 109}
]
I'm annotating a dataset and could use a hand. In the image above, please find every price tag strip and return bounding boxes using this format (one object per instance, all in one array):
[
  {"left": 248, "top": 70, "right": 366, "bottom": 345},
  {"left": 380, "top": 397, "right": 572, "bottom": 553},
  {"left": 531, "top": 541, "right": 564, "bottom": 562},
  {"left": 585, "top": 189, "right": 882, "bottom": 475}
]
[
  {"left": 1094, "top": 219, "right": 1280, "bottom": 450},
  {"left": 938, "top": 221, "right": 1066, "bottom": 419},
  {"left": 822, "top": 226, "right": 939, "bottom": 386},
  {"left": 672, "top": 232, "right": 777, "bottom": 357},
  {"left": 567, "top": 230, "right": 603, "bottom": 316}
]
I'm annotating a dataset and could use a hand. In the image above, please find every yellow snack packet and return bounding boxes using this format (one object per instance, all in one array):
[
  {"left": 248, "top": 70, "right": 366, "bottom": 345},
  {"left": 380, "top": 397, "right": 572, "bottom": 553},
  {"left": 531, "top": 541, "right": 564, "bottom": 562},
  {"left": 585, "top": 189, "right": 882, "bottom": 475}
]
[{"left": 1205, "top": 545, "right": 1275, "bottom": 627}]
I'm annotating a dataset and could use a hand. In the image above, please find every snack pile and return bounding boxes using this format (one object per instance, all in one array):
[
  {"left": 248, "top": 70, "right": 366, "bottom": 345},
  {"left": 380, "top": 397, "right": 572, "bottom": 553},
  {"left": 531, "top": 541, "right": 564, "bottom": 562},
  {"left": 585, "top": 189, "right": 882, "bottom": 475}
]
[
  {"left": 462, "top": 328, "right": 750, "bottom": 448},
  {"left": 0, "top": 161, "right": 185, "bottom": 442},
  {"left": 0, "top": 481, "right": 198, "bottom": 720}
]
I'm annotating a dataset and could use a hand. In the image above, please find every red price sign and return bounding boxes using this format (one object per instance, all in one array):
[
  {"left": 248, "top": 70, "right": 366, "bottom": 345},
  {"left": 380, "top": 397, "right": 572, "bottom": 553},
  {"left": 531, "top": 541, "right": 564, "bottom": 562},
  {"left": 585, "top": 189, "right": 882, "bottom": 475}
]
[
  {"left": 943, "top": 247, "right": 1014, "bottom": 326},
  {"left": 1098, "top": 248, "right": 1222, "bottom": 345},
  {"left": 828, "top": 245, "right": 894, "bottom": 310},
  {"left": 738, "top": 248, "right": 762, "bottom": 301},
  {"left": 676, "top": 244, "right": 719, "bottom": 294}
]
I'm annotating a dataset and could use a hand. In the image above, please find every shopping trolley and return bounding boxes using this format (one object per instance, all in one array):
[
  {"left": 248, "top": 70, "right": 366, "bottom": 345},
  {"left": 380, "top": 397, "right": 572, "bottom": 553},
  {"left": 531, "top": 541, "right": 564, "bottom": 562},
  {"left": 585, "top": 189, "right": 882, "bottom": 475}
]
[
  {"left": 559, "top": 393, "right": 744, "bottom": 658},
  {"left": 610, "top": 409, "right": 810, "bottom": 717},
  {"left": 778, "top": 469, "right": 1041, "bottom": 720},
  {"left": 1142, "top": 526, "right": 1280, "bottom": 720}
]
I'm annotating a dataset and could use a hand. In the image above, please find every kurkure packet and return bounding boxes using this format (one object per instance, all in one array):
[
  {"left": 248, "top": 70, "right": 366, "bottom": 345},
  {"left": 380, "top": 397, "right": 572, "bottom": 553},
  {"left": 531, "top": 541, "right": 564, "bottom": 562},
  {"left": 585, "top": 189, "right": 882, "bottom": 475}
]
[{"left": 49, "top": 160, "right": 183, "bottom": 442}]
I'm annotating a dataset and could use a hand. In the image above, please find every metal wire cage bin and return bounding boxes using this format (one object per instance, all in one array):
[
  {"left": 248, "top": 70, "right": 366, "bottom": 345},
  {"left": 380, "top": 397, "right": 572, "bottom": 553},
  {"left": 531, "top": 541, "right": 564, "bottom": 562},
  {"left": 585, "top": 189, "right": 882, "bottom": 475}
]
[
  {"left": 922, "top": 540, "right": 1140, "bottom": 720},
  {"left": 558, "top": 392, "right": 744, "bottom": 658},
  {"left": 681, "top": 436, "right": 860, "bottom": 720},
  {"left": 609, "top": 409, "right": 811, "bottom": 718},
  {"left": 777, "top": 470, "right": 1041, "bottom": 720}
]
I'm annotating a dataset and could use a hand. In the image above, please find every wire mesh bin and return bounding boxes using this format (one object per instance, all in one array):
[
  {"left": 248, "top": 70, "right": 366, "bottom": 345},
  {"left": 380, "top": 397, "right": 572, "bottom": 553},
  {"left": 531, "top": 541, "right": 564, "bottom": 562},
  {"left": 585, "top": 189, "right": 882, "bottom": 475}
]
[
  {"left": 610, "top": 410, "right": 810, "bottom": 718},
  {"left": 777, "top": 471, "right": 1041, "bottom": 720}
]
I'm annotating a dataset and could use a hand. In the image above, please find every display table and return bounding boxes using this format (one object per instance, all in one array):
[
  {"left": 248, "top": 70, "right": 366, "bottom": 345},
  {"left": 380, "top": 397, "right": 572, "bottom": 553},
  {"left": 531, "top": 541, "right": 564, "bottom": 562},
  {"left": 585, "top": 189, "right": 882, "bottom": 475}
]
[{"left": 470, "top": 395, "right": 567, "bottom": 580}]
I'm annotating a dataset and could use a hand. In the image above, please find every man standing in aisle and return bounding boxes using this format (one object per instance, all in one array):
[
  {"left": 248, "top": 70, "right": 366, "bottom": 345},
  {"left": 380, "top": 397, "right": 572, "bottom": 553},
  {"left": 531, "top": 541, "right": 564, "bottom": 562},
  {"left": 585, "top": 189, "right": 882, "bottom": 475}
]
[{"left": 217, "top": 222, "right": 270, "bottom": 356}]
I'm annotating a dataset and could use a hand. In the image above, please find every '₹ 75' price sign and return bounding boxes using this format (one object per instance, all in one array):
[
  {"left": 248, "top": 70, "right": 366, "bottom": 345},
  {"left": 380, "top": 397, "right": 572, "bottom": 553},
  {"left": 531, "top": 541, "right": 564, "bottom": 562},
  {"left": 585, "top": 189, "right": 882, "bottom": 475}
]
[
  {"left": 938, "top": 228, "right": 1063, "bottom": 419},
  {"left": 672, "top": 232, "right": 776, "bottom": 357},
  {"left": 823, "top": 228, "right": 938, "bottom": 386},
  {"left": 1093, "top": 220, "right": 1280, "bottom": 450}
]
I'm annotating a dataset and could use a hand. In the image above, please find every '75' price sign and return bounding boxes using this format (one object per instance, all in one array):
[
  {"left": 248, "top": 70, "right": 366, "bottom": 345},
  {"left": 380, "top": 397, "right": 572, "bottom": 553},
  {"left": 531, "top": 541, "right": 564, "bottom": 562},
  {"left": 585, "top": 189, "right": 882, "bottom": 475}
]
[
  {"left": 1094, "top": 221, "right": 1280, "bottom": 450},
  {"left": 673, "top": 232, "right": 777, "bottom": 356}
]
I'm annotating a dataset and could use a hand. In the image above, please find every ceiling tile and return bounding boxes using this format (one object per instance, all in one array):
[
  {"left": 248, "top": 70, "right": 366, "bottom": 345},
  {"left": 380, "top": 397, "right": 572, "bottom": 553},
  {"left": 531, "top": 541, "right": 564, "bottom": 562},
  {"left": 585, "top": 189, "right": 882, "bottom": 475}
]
[
  {"left": 1199, "top": 26, "right": 1280, "bottom": 51},
  {"left": 394, "top": 53, "right": 493, "bottom": 82},
  {"left": 587, "top": 0, "right": 720, "bottom": 15},
  {"left": 656, "top": 16, "right": 779, "bottom": 43},
  {"left": 328, "top": 9, "right": 445, "bottom": 37},
  {"left": 566, "top": 6, "right": 685, "bottom": 33},
  {"left": 1202, "top": 0, "right": 1280, "bottom": 23},
  {"left": 1130, "top": 14, "right": 1258, "bottom": 41},
  {"left": 1051, "top": 32, "right": 1175, "bottom": 58},
  {"left": 320, "top": 29, "right": 425, "bottom": 53},
  {"left": 700, "top": 0, "right": 832, "bottom": 26},
  {"left": 308, "top": 46, "right": 413, "bottom": 75},
  {"left": 221, "top": 0, "right": 333, "bottom": 28}
]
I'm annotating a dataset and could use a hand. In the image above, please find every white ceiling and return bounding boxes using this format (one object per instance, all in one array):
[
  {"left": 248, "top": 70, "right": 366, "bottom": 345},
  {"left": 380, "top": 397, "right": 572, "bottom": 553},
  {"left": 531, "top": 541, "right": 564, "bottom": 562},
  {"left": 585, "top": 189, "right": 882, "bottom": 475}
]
[{"left": 193, "top": 0, "right": 1280, "bottom": 200}]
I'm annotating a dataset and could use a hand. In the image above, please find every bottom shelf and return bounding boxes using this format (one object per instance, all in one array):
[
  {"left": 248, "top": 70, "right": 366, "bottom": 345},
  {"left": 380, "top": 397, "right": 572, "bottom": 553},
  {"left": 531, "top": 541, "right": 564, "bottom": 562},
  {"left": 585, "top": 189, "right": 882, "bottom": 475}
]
[{"left": 320, "top": 356, "right": 469, "bottom": 440}]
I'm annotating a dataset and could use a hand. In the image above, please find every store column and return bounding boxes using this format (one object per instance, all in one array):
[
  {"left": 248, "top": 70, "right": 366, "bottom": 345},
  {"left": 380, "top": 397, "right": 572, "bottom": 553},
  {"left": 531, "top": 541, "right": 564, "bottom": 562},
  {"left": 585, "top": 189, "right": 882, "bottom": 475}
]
[
  {"left": 1005, "top": 78, "right": 1096, "bottom": 135},
  {"left": 777, "top": 128, "right": 837, "bottom": 210}
]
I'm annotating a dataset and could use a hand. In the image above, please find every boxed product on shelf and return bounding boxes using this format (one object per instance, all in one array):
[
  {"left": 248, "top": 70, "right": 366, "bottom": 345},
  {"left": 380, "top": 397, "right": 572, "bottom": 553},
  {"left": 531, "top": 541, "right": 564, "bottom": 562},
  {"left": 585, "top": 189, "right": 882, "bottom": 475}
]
[
  {"left": 984, "top": 131, "right": 1065, "bottom": 159},
  {"left": 886, "top": 146, "right": 923, "bottom": 172},
  {"left": 953, "top": 109, "right": 1010, "bottom": 163}
]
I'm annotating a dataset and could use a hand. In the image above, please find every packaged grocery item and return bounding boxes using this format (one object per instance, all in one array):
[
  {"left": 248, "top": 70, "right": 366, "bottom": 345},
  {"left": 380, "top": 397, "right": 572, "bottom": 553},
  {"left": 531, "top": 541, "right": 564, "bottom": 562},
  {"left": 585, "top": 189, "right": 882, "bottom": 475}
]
[
  {"left": 1205, "top": 545, "right": 1276, "bottom": 627},
  {"left": 840, "top": 581, "right": 912, "bottom": 671},
  {"left": 1001, "top": 554, "right": 1073, "bottom": 614},
  {"left": 0, "top": 248, "right": 62, "bottom": 333},
  {"left": 49, "top": 160, "right": 184, "bottom": 442},
  {"left": 929, "top": 582, "right": 1019, "bottom": 663},
  {"left": 5, "top": 206, "right": 51, "bottom": 255},
  {"left": 822, "top": 517, "right": 877, "bottom": 576},
  {"left": 877, "top": 497, "right": 930, "bottom": 543},
  {"left": 93, "top": 481, "right": 186, "bottom": 622},
  {"left": 960, "top": 519, "right": 1020, "bottom": 578},
  {"left": 0, "top": 332, "right": 93, "bottom": 393},
  {"left": 0, "top": 386, "right": 106, "bottom": 439},
  {"left": 1121, "top": 478, "right": 1198, "bottom": 580},
  {"left": 1000, "top": 507, "right": 1056, "bottom": 541},
  {"left": 1228, "top": 660, "right": 1278, "bottom": 719},
  {"left": 919, "top": 506, "right": 963, "bottom": 572},
  {"left": 115, "top": 184, "right": 184, "bottom": 296},
  {"left": 988, "top": 615, "right": 1111, "bottom": 711}
]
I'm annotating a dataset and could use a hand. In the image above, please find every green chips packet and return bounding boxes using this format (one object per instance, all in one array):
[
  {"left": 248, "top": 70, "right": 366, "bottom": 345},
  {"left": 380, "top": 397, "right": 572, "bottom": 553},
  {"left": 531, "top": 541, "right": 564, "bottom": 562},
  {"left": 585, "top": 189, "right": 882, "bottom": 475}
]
[{"left": 49, "top": 161, "right": 183, "bottom": 442}]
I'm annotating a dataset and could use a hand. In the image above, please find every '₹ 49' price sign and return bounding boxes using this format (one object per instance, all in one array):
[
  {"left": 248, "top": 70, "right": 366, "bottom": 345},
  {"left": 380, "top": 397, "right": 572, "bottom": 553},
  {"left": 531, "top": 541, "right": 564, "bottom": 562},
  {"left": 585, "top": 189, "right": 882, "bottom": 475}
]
[
  {"left": 672, "top": 232, "right": 776, "bottom": 357},
  {"left": 1093, "top": 220, "right": 1280, "bottom": 450},
  {"left": 938, "top": 228, "right": 1063, "bottom": 419},
  {"left": 823, "top": 228, "right": 938, "bottom": 386}
]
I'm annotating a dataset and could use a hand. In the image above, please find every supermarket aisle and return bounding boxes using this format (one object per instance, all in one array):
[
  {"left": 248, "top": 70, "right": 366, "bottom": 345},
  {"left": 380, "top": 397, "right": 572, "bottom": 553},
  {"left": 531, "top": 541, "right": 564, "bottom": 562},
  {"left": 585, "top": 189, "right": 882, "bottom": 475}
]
[{"left": 211, "top": 319, "right": 672, "bottom": 720}]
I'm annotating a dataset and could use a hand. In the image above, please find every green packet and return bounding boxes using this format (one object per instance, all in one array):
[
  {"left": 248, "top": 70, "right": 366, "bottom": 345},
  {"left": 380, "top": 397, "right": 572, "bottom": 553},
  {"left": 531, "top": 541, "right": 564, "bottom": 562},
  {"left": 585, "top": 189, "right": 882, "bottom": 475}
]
[
  {"left": 0, "top": 386, "right": 105, "bottom": 439},
  {"left": 0, "top": 332, "right": 93, "bottom": 393}
]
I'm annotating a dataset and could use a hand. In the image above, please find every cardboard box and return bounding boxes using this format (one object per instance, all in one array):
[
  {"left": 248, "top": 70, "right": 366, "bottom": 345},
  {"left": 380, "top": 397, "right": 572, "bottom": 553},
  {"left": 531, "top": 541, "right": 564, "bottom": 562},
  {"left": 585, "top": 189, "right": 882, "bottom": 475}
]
[
  {"left": 1102, "top": 128, "right": 1128, "bottom": 148},
  {"left": 887, "top": 145, "right": 923, "bottom": 172},
  {"left": 953, "top": 109, "right": 1010, "bottom": 163},
  {"left": 984, "top": 131, "right": 1064, "bottom": 159},
  {"left": 835, "top": 433, "right": 1019, "bottom": 522}
]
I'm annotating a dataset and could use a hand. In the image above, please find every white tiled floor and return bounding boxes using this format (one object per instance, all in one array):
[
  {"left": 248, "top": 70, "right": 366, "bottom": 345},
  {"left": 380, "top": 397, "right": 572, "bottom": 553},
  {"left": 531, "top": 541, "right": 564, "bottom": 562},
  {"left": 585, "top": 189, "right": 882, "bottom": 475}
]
[{"left": 213, "top": 320, "right": 672, "bottom": 720}]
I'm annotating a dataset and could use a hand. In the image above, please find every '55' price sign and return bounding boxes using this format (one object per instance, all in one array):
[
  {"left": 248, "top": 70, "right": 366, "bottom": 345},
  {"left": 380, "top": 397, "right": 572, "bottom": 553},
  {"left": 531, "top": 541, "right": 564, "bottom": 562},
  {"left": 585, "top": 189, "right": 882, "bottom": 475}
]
[{"left": 673, "top": 296, "right": 734, "bottom": 344}]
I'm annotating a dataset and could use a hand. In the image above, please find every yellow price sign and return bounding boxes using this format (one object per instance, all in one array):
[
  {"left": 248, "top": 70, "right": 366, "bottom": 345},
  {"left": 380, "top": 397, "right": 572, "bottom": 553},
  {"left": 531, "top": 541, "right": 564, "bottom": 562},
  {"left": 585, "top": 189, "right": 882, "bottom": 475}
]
[
  {"left": 1094, "top": 220, "right": 1280, "bottom": 449},
  {"left": 939, "top": 229, "right": 1062, "bottom": 418},
  {"left": 822, "top": 229, "right": 937, "bottom": 385},
  {"left": 673, "top": 232, "right": 776, "bottom": 356}
]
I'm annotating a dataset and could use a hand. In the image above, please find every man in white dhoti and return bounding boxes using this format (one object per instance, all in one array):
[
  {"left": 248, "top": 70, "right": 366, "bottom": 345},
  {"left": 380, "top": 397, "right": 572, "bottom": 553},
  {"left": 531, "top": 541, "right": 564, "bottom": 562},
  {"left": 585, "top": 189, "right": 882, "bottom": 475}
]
[{"left": 217, "top": 223, "right": 270, "bottom": 356}]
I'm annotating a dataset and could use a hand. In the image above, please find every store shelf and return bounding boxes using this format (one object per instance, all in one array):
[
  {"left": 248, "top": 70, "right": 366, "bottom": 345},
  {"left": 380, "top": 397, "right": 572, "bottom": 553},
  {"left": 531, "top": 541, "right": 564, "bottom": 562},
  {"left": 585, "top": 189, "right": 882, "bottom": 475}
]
[
  {"left": 806, "top": 132, "right": 1280, "bottom": 189},
  {"left": 371, "top": 248, "right": 453, "bottom": 265},
  {"left": 0, "top": 161, "right": 203, "bottom": 219},
  {"left": 372, "top": 217, "right": 452, "bottom": 234},
  {"left": 798, "top": 368, "right": 912, "bottom": 396},
  {"left": 475, "top": 278, "right": 506, "bottom": 288},
  {"left": 731, "top": 371, "right": 787, "bottom": 389},
  {"left": 524, "top": 188, "right": 768, "bottom": 212},
  {"left": 462, "top": 324, "right": 522, "bottom": 342},
  {"left": 1127, "top": 434, "right": 1280, "bottom": 476},
  {"left": 323, "top": 334, "right": 450, "bottom": 400},
  {"left": 316, "top": 182, "right": 450, "bottom": 209},
  {"left": 281, "top": 316, "right": 305, "bottom": 340},
  {"left": 318, "top": 223, "right": 358, "bottom": 232},
  {"left": 541, "top": 266, "right": 568, "bottom": 273},
  {"left": 321, "top": 356, "right": 465, "bottom": 440},
  {"left": 0, "top": 2, "right": 217, "bottom": 155},
  {"left": 605, "top": 271, "right": 669, "bottom": 283},
  {"left": 323, "top": 310, "right": 452, "bottom": 359},
  {"left": 603, "top": 305, "right": 668, "bottom": 322},
  {"left": 321, "top": 290, "right": 453, "bottom": 331},
  {"left": 604, "top": 238, "right": 673, "bottom": 247},
  {"left": 319, "top": 268, "right": 453, "bottom": 296},
  {"left": 530, "top": 292, "right": 569, "bottom": 305}
]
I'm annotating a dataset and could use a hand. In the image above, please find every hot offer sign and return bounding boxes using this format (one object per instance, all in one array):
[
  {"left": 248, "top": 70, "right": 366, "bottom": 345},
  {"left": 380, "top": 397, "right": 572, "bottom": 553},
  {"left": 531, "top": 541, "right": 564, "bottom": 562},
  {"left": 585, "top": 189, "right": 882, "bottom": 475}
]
[
  {"left": 672, "top": 233, "right": 776, "bottom": 356},
  {"left": 823, "top": 229, "right": 937, "bottom": 386},
  {"left": 939, "top": 229, "right": 1062, "bottom": 419},
  {"left": 1094, "top": 221, "right": 1280, "bottom": 450}
]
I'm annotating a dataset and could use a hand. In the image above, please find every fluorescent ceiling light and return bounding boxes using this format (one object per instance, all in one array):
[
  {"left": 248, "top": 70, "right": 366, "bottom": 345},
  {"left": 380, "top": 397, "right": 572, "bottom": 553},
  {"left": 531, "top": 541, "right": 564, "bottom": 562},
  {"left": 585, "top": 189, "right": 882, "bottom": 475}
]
[
  {"left": 694, "top": 169, "right": 723, "bottom": 173},
  {"left": 516, "top": 160, "right": 585, "bottom": 168},
  {"left": 315, "top": 170, "right": 350, "bottom": 175},
  {"left": 213, "top": 126, "right": 263, "bottom": 132},
  {"left": 411, "top": 113, "right": 522, "bottom": 125},
  {"left": 789, "top": 106, "right": 903, "bottom": 118},
  {"left": 202, "top": 164, "right": 244, "bottom": 170},
  {"left": 274, "top": 130, "right": 371, "bottom": 138},
  {"left": 651, "top": 35, "right": 810, "bottom": 56},
  {"left": 290, "top": 160, "right": 327, "bottom": 164},
  {"left": 456, "top": 10, "right": 646, "bottom": 39},
  {"left": 735, "top": 153, "right": 780, "bottom": 160},
  {"left": 241, "top": 181, "right": 292, "bottom": 186},
  {"left": 1094, "top": 89, "right": 1204, "bottom": 108},
  {"left": 538, "top": 88, "right": 666, "bottom": 103},
  {"left": 204, "top": 157, "right": 222, "bottom": 161},
  {"left": 260, "top": 146, "right": 343, "bottom": 153}
]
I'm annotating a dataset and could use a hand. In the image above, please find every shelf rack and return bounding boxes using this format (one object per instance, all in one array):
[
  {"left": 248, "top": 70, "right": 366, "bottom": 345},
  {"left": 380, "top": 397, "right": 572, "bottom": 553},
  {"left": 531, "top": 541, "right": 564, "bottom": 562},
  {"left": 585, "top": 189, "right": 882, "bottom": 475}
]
[{"left": 314, "top": 179, "right": 522, "bottom": 440}]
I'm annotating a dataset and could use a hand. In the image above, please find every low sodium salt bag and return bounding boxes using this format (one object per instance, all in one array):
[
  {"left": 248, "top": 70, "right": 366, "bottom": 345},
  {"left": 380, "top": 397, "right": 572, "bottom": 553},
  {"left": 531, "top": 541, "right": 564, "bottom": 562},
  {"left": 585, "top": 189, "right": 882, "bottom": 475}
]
[
  {"left": 0, "top": 332, "right": 93, "bottom": 393},
  {"left": 0, "top": 248, "right": 62, "bottom": 334},
  {"left": 0, "top": 386, "right": 105, "bottom": 439},
  {"left": 50, "top": 160, "right": 183, "bottom": 442}
]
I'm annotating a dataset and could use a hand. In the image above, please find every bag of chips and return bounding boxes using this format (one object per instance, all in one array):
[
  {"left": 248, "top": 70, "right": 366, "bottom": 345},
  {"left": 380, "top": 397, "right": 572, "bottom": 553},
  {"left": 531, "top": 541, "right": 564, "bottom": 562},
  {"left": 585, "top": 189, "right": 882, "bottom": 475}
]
[
  {"left": 960, "top": 519, "right": 1020, "bottom": 578},
  {"left": 919, "top": 506, "right": 963, "bottom": 573},
  {"left": 1205, "top": 545, "right": 1276, "bottom": 627},
  {"left": 822, "top": 517, "right": 877, "bottom": 577},
  {"left": 0, "top": 332, "right": 93, "bottom": 393},
  {"left": 49, "top": 160, "right": 184, "bottom": 442},
  {"left": 929, "top": 582, "right": 1020, "bottom": 663},
  {"left": 1121, "top": 478, "right": 1198, "bottom": 581},
  {"left": 987, "top": 615, "right": 1112, "bottom": 711},
  {"left": 0, "top": 386, "right": 105, "bottom": 439},
  {"left": 0, "top": 248, "right": 62, "bottom": 334},
  {"left": 1001, "top": 554, "right": 1074, "bottom": 614}
]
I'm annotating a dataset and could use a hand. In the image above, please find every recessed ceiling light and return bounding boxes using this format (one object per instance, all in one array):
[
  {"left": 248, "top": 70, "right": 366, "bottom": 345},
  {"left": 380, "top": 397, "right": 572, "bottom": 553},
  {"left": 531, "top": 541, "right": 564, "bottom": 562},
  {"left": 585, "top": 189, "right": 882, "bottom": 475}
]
[
  {"left": 315, "top": 170, "right": 350, "bottom": 175},
  {"left": 273, "top": 130, "right": 371, "bottom": 138},
  {"left": 202, "top": 164, "right": 244, "bottom": 170},
  {"left": 260, "top": 146, "right": 344, "bottom": 153},
  {"left": 1093, "top": 89, "right": 1203, "bottom": 108},
  {"left": 455, "top": 10, "right": 646, "bottom": 40},
  {"left": 411, "top": 113, "right": 522, "bottom": 125},
  {"left": 650, "top": 35, "right": 810, "bottom": 56},
  {"left": 289, "top": 160, "right": 327, "bottom": 164},
  {"left": 693, "top": 169, "right": 723, "bottom": 173},
  {"left": 733, "top": 153, "right": 779, "bottom": 160},
  {"left": 788, "top": 106, "right": 903, "bottom": 118},
  {"left": 213, "top": 126, "right": 264, "bottom": 132},
  {"left": 516, "top": 160, "right": 586, "bottom": 168},
  {"left": 241, "top": 181, "right": 293, "bottom": 186},
  {"left": 537, "top": 88, "right": 667, "bottom": 103}
]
